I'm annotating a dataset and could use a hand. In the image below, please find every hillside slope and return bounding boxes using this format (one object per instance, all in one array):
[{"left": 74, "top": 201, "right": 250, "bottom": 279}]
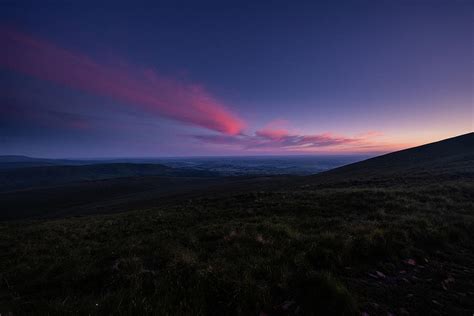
[{"left": 307, "top": 132, "right": 474, "bottom": 185}]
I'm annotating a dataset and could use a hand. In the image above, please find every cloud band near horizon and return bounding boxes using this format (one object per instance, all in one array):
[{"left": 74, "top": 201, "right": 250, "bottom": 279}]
[{"left": 192, "top": 127, "right": 388, "bottom": 153}]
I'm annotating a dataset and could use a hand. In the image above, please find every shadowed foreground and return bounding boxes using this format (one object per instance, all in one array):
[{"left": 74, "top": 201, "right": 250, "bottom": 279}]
[{"left": 1, "top": 134, "right": 473, "bottom": 315}]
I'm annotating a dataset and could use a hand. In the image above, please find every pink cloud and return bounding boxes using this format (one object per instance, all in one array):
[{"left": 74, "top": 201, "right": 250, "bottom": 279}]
[
  {"left": 0, "top": 28, "right": 244, "bottom": 135},
  {"left": 193, "top": 128, "right": 387, "bottom": 153},
  {"left": 255, "top": 119, "right": 290, "bottom": 140},
  {"left": 255, "top": 128, "right": 289, "bottom": 140},
  {"left": 357, "top": 130, "right": 384, "bottom": 138}
]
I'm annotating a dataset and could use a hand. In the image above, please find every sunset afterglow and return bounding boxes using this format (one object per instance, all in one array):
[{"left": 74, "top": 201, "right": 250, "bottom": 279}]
[{"left": 1, "top": 1, "right": 472, "bottom": 157}]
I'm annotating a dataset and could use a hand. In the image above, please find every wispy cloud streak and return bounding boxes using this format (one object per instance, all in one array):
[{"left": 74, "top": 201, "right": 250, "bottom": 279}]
[
  {"left": 0, "top": 28, "right": 244, "bottom": 134},
  {"left": 193, "top": 127, "right": 382, "bottom": 152},
  {"left": 0, "top": 102, "right": 92, "bottom": 131}
]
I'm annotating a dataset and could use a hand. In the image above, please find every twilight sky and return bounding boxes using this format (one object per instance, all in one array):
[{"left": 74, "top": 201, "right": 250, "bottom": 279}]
[{"left": 0, "top": 0, "right": 472, "bottom": 157}]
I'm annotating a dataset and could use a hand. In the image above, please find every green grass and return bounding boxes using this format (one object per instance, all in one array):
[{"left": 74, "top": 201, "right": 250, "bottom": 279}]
[{"left": 1, "top": 180, "right": 473, "bottom": 315}]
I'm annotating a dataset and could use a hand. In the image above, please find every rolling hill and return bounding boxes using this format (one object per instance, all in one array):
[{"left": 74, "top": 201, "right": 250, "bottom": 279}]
[
  {"left": 0, "top": 163, "right": 218, "bottom": 192},
  {"left": 0, "top": 155, "right": 97, "bottom": 170}
]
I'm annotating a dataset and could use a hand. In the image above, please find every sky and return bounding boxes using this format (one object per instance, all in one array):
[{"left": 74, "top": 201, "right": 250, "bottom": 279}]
[{"left": 0, "top": 0, "right": 472, "bottom": 158}]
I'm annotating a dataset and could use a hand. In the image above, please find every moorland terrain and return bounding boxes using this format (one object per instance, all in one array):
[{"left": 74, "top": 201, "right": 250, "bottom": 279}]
[{"left": 1, "top": 133, "right": 473, "bottom": 315}]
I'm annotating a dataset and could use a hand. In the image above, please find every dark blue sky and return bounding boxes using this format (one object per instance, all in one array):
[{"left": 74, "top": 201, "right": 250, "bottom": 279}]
[{"left": 1, "top": 0, "right": 472, "bottom": 157}]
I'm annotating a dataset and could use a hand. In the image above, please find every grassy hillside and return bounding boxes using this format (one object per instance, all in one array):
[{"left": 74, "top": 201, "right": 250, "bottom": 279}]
[
  {"left": 1, "top": 134, "right": 473, "bottom": 315},
  {"left": 306, "top": 132, "right": 474, "bottom": 186},
  {"left": 0, "top": 163, "right": 218, "bottom": 192},
  {"left": 0, "top": 175, "right": 285, "bottom": 220}
]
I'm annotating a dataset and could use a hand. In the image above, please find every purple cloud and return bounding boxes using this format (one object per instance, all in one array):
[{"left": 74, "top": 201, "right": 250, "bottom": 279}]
[{"left": 192, "top": 129, "right": 373, "bottom": 152}]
